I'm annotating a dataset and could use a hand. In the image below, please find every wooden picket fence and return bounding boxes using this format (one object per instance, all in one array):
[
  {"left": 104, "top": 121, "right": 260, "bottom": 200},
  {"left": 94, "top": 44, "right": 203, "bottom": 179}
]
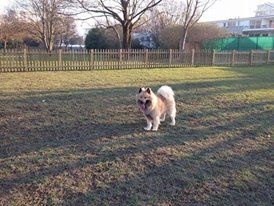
[{"left": 0, "top": 49, "right": 273, "bottom": 72}]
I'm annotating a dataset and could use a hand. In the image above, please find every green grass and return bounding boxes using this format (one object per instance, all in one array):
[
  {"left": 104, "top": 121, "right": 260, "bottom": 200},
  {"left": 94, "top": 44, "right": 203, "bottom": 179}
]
[{"left": 0, "top": 66, "right": 273, "bottom": 205}]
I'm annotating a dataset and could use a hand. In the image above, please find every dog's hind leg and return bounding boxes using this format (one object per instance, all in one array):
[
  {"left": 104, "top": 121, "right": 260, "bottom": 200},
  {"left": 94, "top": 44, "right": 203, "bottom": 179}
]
[
  {"left": 160, "top": 113, "right": 166, "bottom": 122},
  {"left": 168, "top": 105, "right": 176, "bottom": 126},
  {"left": 169, "top": 113, "right": 176, "bottom": 126}
]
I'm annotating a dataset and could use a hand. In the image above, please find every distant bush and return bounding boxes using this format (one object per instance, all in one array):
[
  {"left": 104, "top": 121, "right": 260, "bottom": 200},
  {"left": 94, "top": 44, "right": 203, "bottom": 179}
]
[{"left": 85, "top": 28, "right": 108, "bottom": 50}]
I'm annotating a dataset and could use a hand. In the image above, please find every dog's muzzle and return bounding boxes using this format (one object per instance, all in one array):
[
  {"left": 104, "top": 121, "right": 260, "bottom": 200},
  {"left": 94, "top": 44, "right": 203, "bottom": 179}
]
[{"left": 138, "top": 100, "right": 151, "bottom": 110}]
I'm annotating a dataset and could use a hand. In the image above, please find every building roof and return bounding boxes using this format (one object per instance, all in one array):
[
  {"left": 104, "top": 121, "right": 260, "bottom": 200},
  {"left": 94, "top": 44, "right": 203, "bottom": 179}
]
[
  {"left": 243, "top": 28, "right": 274, "bottom": 32},
  {"left": 204, "top": 15, "right": 274, "bottom": 23}
]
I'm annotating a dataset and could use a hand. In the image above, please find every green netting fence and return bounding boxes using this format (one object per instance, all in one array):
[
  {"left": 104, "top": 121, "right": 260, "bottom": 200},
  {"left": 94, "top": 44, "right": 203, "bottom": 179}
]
[{"left": 203, "top": 36, "right": 274, "bottom": 51}]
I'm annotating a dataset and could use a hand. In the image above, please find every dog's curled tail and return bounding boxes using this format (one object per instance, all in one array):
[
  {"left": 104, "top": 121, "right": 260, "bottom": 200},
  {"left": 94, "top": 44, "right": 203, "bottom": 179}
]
[{"left": 157, "top": 85, "right": 175, "bottom": 101}]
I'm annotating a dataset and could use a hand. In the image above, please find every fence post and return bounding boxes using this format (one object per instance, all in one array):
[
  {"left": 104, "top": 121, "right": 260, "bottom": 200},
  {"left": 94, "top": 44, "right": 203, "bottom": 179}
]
[
  {"left": 212, "top": 49, "right": 216, "bottom": 66},
  {"left": 58, "top": 49, "right": 62, "bottom": 69},
  {"left": 119, "top": 49, "right": 122, "bottom": 69},
  {"left": 250, "top": 50, "right": 254, "bottom": 65},
  {"left": 169, "top": 49, "right": 172, "bottom": 67},
  {"left": 191, "top": 49, "right": 195, "bottom": 66},
  {"left": 267, "top": 50, "right": 270, "bottom": 64},
  {"left": 231, "top": 50, "right": 236, "bottom": 66},
  {"left": 145, "top": 49, "right": 148, "bottom": 67},
  {"left": 90, "top": 49, "right": 94, "bottom": 69},
  {"left": 23, "top": 48, "right": 27, "bottom": 71}
]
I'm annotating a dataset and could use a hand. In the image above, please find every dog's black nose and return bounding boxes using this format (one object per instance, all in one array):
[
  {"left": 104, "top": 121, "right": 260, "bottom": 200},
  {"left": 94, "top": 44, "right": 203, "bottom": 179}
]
[{"left": 145, "top": 100, "right": 151, "bottom": 105}]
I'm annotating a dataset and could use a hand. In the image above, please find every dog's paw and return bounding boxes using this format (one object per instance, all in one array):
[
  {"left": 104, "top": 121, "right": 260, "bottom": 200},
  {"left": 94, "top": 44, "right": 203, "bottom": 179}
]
[
  {"left": 144, "top": 127, "right": 151, "bottom": 131},
  {"left": 169, "top": 122, "right": 175, "bottom": 126}
]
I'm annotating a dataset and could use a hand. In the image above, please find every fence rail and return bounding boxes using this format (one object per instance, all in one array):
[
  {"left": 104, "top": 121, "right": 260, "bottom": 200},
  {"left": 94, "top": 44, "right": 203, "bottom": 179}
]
[{"left": 0, "top": 49, "right": 273, "bottom": 72}]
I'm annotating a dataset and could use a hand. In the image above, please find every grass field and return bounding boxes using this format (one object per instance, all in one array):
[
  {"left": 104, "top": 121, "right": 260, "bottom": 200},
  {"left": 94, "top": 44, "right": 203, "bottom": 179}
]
[{"left": 0, "top": 66, "right": 273, "bottom": 205}]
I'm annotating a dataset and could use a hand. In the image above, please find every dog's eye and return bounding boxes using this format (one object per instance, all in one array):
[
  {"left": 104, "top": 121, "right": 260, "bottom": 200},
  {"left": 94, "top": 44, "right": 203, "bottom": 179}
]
[
  {"left": 145, "top": 100, "right": 151, "bottom": 105},
  {"left": 138, "top": 100, "right": 143, "bottom": 104}
]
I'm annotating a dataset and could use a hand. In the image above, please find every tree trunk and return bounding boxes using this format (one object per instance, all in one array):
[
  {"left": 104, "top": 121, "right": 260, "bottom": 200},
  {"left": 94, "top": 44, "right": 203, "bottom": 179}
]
[
  {"left": 49, "top": 42, "right": 54, "bottom": 53},
  {"left": 59, "top": 35, "right": 63, "bottom": 48},
  {"left": 179, "top": 28, "right": 188, "bottom": 51},
  {"left": 4, "top": 40, "right": 7, "bottom": 50},
  {"left": 122, "top": 25, "right": 130, "bottom": 49},
  {"left": 44, "top": 37, "right": 54, "bottom": 53},
  {"left": 128, "top": 25, "right": 133, "bottom": 49},
  {"left": 112, "top": 27, "right": 122, "bottom": 49},
  {"left": 44, "top": 41, "right": 54, "bottom": 53}
]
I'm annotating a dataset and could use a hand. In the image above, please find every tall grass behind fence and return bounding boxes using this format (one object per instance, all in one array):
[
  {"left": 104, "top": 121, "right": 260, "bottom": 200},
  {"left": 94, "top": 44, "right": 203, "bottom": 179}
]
[{"left": 0, "top": 49, "right": 273, "bottom": 72}]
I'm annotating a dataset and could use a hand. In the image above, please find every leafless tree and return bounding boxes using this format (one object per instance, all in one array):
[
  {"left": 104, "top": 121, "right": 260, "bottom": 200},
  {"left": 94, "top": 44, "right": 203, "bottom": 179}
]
[
  {"left": 187, "top": 23, "right": 229, "bottom": 48},
  {"left": 56, "top": 16, "right": 81, "bottom": 48},
  {"left": 158, "top": 25, "right": 181, "bottom": 49},
  {"left": 156, "top": 23, "right": 228, "bottom": 49},
  {"left": 179, "top": 0, "right": 217, "bottom": 50},
  {"left": 19, "top": 0, "right": 69, "bottom": 52},
  {"left": 69, "top": 0, "right": 163, "bottom": 49},
  {"left": 93, "top": 15, "right": 123, "bottom": 49},
  {"left": 0, "top": 9, "right": 26, "bottom": 50},
  {"left": 142, "top": 0, "right": 183, "bottom": 46}
]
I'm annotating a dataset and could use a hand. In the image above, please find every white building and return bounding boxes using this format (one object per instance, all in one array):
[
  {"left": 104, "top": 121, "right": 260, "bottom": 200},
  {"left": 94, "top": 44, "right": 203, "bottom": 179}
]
[
  {"left": 209, "top": 3, "right": 274, "bottom": 36},
  {"left": 256, "top": 2, "right": 274, "bottom": 16}
]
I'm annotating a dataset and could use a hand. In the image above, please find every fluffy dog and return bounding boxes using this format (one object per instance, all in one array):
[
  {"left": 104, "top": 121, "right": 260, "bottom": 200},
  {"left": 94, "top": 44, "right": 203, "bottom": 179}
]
[{"left": 136, "top": 85, "right": 176, "bottom": 131}]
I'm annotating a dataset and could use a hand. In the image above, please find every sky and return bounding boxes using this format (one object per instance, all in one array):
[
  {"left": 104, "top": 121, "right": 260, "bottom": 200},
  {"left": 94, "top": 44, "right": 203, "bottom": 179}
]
[
  {"left": 0, "top": 0, "right": 273, "bottom": 36},
  {"left": 200, "top": 0, "right": 272, "bottom": 22}
]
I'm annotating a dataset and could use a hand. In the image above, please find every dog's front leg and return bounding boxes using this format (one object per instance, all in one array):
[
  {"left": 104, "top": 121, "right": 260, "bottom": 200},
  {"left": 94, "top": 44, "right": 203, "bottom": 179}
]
[
  {"left": 152, "top": 116, "right": 160, "bottom": 131},
  {"left": 144, "top": 119, "right": 152, "bottom": 131}
]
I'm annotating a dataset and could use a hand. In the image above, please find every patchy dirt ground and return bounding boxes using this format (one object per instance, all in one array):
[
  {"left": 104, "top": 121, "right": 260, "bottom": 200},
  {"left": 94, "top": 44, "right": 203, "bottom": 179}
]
[{"left": 0, "top": 66, "right": 273, "bottom": 205}]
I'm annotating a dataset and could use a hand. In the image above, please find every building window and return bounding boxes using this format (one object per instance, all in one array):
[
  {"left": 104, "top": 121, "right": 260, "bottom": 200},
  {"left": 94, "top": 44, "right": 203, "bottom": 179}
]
[
  {"left": 270, "top": 20, "right": 274, "bottom": 28},
  {"left": 228, "top": 21, "right": 236, "bottom": 27},
  {"left": 250, "top": 20, "right": 262, "bottom": 29},
  {"left": 249, "top": 34, "right": 260, "bottom": 37}
]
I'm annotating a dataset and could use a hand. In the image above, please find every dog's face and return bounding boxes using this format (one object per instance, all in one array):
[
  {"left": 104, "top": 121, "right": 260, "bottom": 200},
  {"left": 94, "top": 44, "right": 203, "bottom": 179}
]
[{"left": 136, "top": 87, "right": 153, "bottom": 111}]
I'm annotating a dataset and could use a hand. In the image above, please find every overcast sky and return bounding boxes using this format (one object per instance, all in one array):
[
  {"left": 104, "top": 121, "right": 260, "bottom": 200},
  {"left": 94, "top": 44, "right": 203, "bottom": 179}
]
[
  {"left": 0, "top": 0, "right": 273, "bottom": 36},
  {"left": 200, "top": 0, "right": 272, "bottom": 21}
]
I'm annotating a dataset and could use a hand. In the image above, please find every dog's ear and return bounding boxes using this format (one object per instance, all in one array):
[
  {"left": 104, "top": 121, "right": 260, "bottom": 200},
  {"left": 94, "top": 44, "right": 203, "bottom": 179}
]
[
  {"left": 139, "top": 87, "right": 143, "bottom": 93},
  {"left": 146, "top": 88, "right": 151, "bottom": 94}
]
